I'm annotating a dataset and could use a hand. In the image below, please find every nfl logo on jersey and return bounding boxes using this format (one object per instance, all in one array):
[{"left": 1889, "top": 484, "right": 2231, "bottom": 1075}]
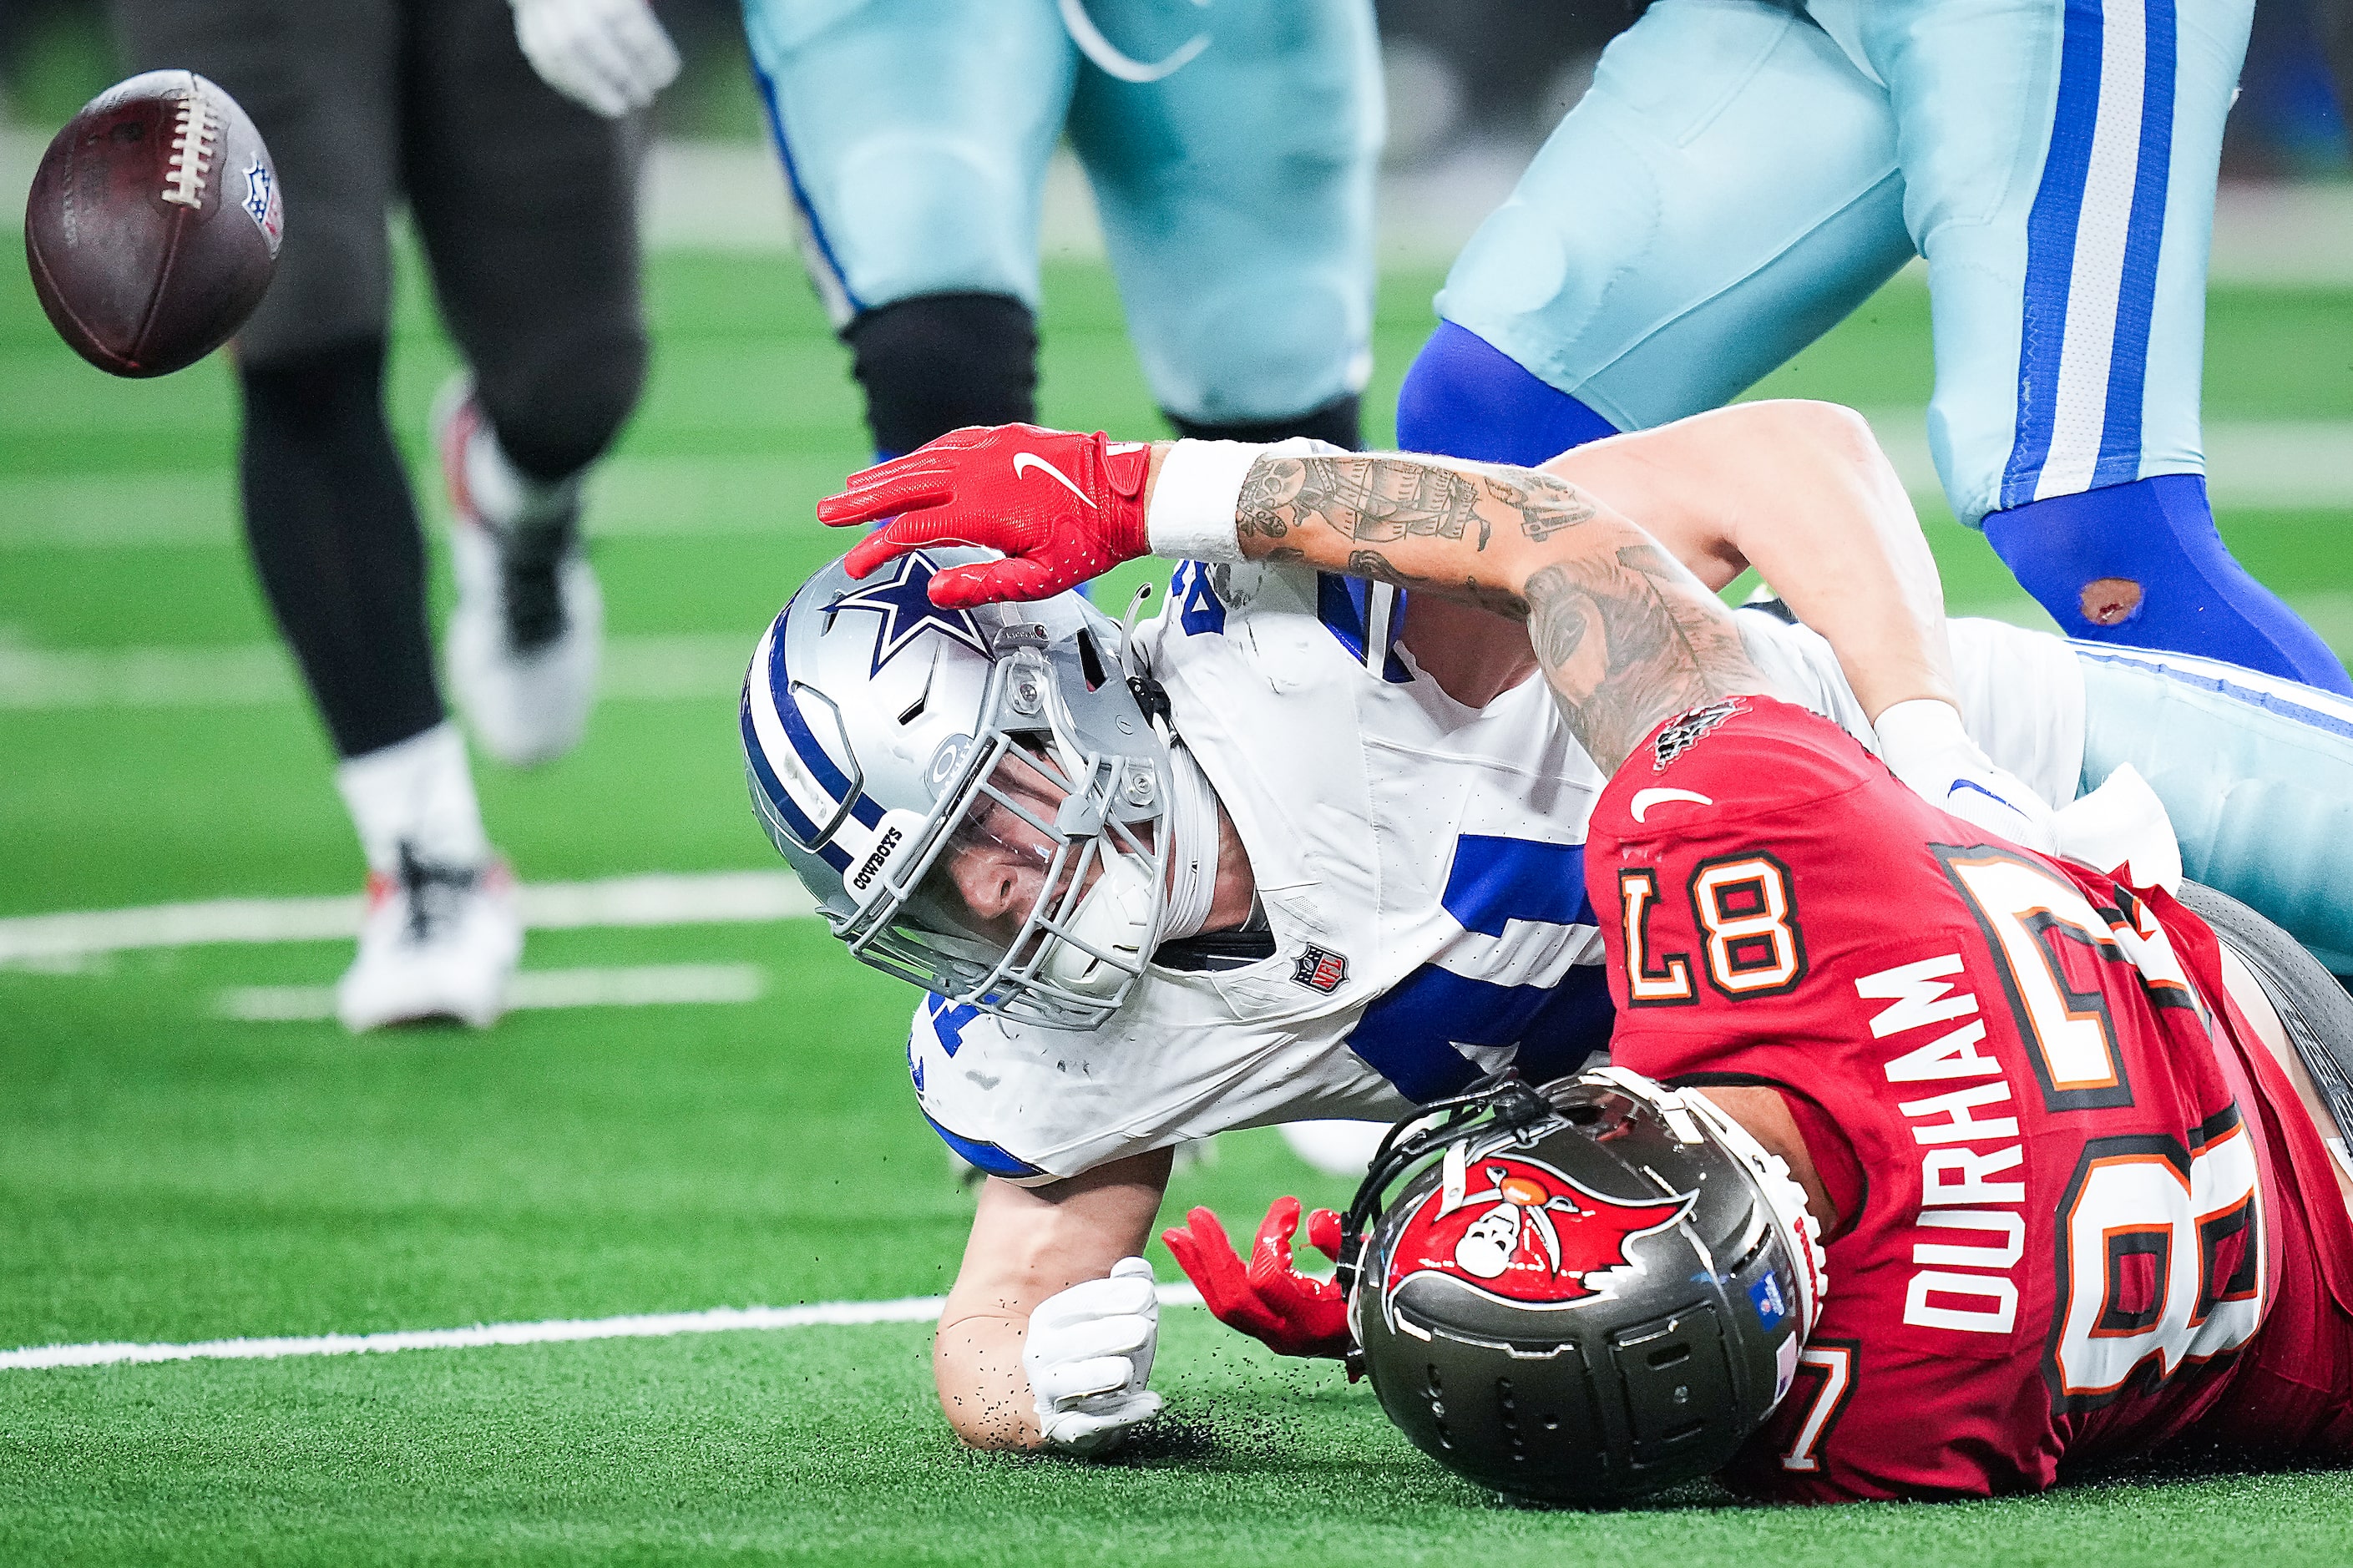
[{"left": 1293, "top": 945, "right": 1348, "bottom": 994}]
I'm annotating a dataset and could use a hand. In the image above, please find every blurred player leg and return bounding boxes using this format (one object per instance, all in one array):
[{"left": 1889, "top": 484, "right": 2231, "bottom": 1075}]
[
  {"left": 1394, "top": 0, "right": 1915, "bottom": 466},
  {"left": 740, "top": 0, "right": 1073, "bottom": 458},
  {"left": 404, "top": 0, "right": 650, "bottom": 766},
  {"left": 2320, "top": 0, "right": 2353, "bottom": 157},
  {"left": 107, "top": 0, "right": 519, "bottom": 1031},
  {"left": 1848, "top": 0, "right": 2348, "bottom": 692},
  {"left": 1066, "top": 0, "right": 1380, "bottom": 448}
]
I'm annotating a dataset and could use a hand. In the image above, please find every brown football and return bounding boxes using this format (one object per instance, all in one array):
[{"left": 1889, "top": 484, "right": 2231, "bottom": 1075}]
[{"left": 23, "top": 70, "right": 282, "bottom": 378}]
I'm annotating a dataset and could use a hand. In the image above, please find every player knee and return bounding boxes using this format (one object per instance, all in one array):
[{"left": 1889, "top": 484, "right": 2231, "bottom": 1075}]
[
  {"left": 843, "top": 292, "right": 1037, "bottom": 458},
  {"left": 1395, "top": 321, "right": 1617, "bottom": 466},
  {"left": 471, "top": 322, "right": 649, "bottom": 483},
  {"left": 239, "top": 336, "right": 390, "bottom": 440},
  {"left": 1133, "top": 270, "right": 1367, "bottom": 435}
]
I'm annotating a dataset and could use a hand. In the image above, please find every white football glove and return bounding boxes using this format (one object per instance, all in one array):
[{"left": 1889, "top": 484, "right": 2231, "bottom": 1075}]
[
  {"left": 510, "top": 0, "right": 680, "bottom": 119},
  {"left": 1874, "top": 697, "right": 2061, "bottom": 856},
  {"left": 1023, "top": 1257, "right": 1163, "bottom": 1456}
]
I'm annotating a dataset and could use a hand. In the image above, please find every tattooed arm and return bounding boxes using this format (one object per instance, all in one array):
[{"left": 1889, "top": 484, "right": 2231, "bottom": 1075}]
[
  {"left": 1225, "top": 451, "right": 1774, "bottom": 772},
  {"left": 1202, "top": 402, "right": 1955, "bottom": 722},
  {"left": 1534, "top": 402, "right": 1956, "bottom": 723}
]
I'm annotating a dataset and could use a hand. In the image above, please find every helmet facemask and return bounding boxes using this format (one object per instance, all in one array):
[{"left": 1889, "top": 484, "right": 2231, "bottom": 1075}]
[{"left": 834, "top": 635, "right": 1173, "bottom": 1029}]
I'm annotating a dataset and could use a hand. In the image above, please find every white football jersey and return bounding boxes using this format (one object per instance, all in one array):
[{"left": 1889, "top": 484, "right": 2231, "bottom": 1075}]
[{"left": 910, "top": 564, "right": 2085, "bottom": 1183}]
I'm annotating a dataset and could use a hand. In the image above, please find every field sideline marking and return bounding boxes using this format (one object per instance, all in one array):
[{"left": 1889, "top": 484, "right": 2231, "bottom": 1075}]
[
  {"left": 0, "top": 871, "right": 816, "bottom": 968},
  {"left": 0, "top": 1286, "right": 1208, "bottom": 1373},
  {"left": 217, "top": 963, "right": 768, "bottom": 1020}
]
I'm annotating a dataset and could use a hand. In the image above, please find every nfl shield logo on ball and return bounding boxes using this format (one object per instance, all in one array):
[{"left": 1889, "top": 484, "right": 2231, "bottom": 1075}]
[
  {"left": 242, "top": 157, "right": 281, "bottom": 253},
  {"left": 1292, "top": 945, "right": 1347, "bottom": 994}
]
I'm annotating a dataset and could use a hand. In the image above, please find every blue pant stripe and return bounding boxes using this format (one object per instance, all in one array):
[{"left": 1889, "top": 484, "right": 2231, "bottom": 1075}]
[
  {"left": 2076, "top": 650, "right": 2353, "bottom": 743},
  {"left": 746, "top": 52, "right": 863, "bottom": 316},
  {"left": 2003, "top": 0, "right": 2108, "bottom": 509},
  {"left": 2092, "top": 0, "right": 2177, "bottom": 491}
]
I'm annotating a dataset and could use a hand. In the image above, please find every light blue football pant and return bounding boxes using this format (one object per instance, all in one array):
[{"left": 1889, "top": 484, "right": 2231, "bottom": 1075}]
[
  {"left": 740, "top": 0, "right": 1381, "bottom": 427},
  {"left": 2076, "top": 645, "right": 2353, "bottom": 972},
  {"left": 1438, "top": 0, "right": 2252, "bottom": 524}
]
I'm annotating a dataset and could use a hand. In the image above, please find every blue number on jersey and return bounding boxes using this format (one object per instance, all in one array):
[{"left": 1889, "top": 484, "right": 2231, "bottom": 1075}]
[
  {"left": 1171, "top": 561, "right": 1227, "bottom": 636},
  {"left": 1316, "top": 574, "right": 1412, "bottom": 683},
  {"left": 911, "top": 994, "right": 1045, "bottom": 1180},
  {"left": 1344, "top": 835, "right": 1615, "bottom": 1102}
]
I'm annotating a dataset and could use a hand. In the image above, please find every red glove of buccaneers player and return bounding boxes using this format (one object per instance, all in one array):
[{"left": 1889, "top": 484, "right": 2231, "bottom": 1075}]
[
  {"left": 816, "top": 423, "right": 1153, "bottom": 607},
  {"left": 1161, "top": 1196, "right": 1352, "bottom": 1361}
]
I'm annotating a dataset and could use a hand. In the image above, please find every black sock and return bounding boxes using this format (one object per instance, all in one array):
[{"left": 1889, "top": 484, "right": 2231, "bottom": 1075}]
[
  {"left": 238, "top": 338, "right": 443, "bottom": 759},
  {"left": 1167, "top": 392, "right": 1362, "bottom": 451},
  {"left": 843, "top": 293, "right": 1038, "bottom": 456}
]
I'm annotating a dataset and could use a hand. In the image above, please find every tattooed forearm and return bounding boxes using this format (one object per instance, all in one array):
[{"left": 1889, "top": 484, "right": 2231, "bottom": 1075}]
[
  {"left": 1222, "top": 449, "right": 1769, "bottom": 756},
  {"left": 1498, "top": 472, "right": 1598, "bottom": 543},
  {"left": 1522, "top": 544, "right": 1764, "bottom": 771},
  {"left": 1345, "top": 549, "right": 1414, "bottom": 586},
  {"left": 1240, "top": 457, "right": 1485, "bottom": 545},
  {"left": 1234, "top": 455, "right": 1604, "bottom": 561},
  {"left": 1235, "top": 461, "right": 1294, "bottom": 541}
]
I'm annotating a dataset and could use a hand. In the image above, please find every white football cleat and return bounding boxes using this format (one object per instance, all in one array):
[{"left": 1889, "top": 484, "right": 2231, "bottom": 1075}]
[
  {"left": 337, "top": 847, "right": 523, "bottom": 1033},
  {"left": 436, "top": 378, "right": 603, "bottom": 768}
]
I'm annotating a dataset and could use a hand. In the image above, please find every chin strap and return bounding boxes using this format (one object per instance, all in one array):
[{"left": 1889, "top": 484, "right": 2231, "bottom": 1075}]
[{"left": 1159, "top": 743, "right": 1222, "bottom": 943}]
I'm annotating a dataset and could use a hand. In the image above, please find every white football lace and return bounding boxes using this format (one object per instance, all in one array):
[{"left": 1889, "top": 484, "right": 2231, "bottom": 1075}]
[{"left": 160, "top": 85, "right": 217, "bottom": 210}]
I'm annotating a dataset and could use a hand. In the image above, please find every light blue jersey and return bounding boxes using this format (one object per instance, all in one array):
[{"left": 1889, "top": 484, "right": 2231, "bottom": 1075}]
[{"left": 741, "top": 0, "right": 1380, "bottom": 426}]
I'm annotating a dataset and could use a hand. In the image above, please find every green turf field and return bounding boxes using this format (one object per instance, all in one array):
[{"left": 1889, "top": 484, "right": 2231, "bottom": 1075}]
[{"left": 3, "top": 245, "right": 2350, "bottom": 1565}]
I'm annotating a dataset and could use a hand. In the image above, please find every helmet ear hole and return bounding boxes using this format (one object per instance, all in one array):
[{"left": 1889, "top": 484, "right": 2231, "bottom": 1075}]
[{"left": 1075, "top": 628, "right": 1110, "bottom": 691}]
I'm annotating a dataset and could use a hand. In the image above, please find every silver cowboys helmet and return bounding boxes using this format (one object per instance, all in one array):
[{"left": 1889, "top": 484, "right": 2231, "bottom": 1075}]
[{"left": 741, "top": 547, "right": 1175, "bottom": 1029}]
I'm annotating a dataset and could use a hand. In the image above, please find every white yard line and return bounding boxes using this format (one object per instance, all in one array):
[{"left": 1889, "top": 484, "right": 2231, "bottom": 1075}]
[
  {"left": 217, "top": 963, "right": 767, "bottom": 1021},
  {"left": 12, "top": 127, "right": 2353, "bottom": 279},
  {"left": 0, "top": 1285, "right": 1207, "bottom": 1373},
  {"left": 1, "top": 417, "right": 2341, "bottom": 563},
  {"left": 0, "top": 870, "right": 815, "bottom": 969},
  {"left": 0, "top": 631, "right": 751, "bottom": 708}
]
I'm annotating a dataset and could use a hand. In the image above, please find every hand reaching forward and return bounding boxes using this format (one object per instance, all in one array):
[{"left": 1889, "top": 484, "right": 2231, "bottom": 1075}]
[
  {"left": 1161, "top": 1196, "right": 1351, "bottom": 1360},
  {"left": 817, "top": 424, "right": 1154, "bottom": 607}
]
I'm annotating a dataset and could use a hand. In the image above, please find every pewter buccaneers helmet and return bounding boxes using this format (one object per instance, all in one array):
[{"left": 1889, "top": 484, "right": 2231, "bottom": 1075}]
[
  {"left": 741, "top": 548, "right": 1176, "bottom": 1029},
  {"left": 1339, "top": 1070, "right": 1827, "bottom": 1504}
]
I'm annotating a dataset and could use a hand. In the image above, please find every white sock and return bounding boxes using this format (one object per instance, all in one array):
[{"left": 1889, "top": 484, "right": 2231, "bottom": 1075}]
[
  {"left": 462, "top": 417, "right": 579, "bottom": 534},
  {"left": 334, "top": 722, "right": 492, "bottom": 875}
]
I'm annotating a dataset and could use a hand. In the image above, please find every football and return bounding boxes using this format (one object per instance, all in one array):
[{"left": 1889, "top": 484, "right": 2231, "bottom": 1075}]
[{"left": 23, "top": 70, "right": 281, "bottom": 378}]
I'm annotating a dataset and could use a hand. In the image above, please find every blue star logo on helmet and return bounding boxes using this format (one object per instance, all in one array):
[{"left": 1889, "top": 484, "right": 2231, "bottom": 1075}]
[{"left": 827, "top": 553, "right": 994, "bottom": 675}]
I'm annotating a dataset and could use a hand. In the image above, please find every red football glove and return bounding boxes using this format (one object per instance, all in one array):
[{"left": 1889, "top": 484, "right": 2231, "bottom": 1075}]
[
  {"left": 815, "top": 423, "right": 1152, "bottom": 608},
  {"left": 1161, "top": 1196, "right": 1351, "bottom": 1361}
]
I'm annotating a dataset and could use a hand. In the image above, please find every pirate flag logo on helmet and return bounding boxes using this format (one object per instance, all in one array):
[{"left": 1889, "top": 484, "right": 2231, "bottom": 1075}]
[{"left": 1381, "top": 1141, "right": 1692, "bottom": 1327}]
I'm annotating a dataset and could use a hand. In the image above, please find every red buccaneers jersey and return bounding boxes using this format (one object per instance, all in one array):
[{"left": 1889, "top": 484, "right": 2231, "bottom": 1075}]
[{"left": 1581, "top": 695, "right": 2329, "bottom": 1501}]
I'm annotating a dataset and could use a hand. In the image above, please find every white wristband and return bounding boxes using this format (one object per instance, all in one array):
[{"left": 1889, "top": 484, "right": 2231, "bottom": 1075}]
[
  {"left": 1870, "top": 697, "right": 1975, "bottom": 765},
  {"left": 1143, "top": 439, "right": 1273, "bottom": 563}
]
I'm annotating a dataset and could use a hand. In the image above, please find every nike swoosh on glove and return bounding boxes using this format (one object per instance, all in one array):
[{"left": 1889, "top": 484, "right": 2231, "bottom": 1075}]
[
  {"left": 1023, "top": 1256, "right": 1163, "bottom": 1456},
  {"left": 1161, "top": 1196, "right": 1351, "bottom": 1360},
  {"left": 817, "top": 425, "right": 1152, "bottom": 608},
  {"left": 511, "top": 0, "right": 680, "bottom": 118},
  {"left": 1873, "top": 697, "right": 2062, "bottom": 856}
]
